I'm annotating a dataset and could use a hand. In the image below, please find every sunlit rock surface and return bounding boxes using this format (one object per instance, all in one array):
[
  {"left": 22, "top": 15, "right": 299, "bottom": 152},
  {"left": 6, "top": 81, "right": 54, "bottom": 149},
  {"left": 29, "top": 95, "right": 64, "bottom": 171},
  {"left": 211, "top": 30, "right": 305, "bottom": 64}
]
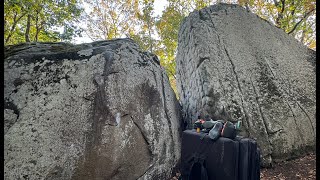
[
  {"left": 176, "top": 3, "right": 316, "bottom": 167},
  {"left": 4, "top": 39, "right": 183, "bottom": 180}
]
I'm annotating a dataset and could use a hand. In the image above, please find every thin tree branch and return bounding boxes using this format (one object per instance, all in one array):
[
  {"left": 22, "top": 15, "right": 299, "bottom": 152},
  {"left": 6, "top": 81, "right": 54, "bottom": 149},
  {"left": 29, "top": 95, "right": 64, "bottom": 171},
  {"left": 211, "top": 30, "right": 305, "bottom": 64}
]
[
  {"left": 290, "top": 1, "right": 296, "bottom": 16},
  {"left": 5, "top": 12, "right": 27, "bottom": 43},
  {"left": 25, "top": 14, "right": 32, "bottom": 42},
  {"left": 34, "top": 10, "right": 40, "bottom": 42},
  {"left": 275, "top": 0, "right": 285, "bottom": 26},
  {"left": 287, "top": 8, "right": 315, "bottom": 34},
  {"left": 83, "top": 29, "right": 97, "bottom": 41},
  {"left": 280, "top": 0, "right": 285, "bottom": 14}
]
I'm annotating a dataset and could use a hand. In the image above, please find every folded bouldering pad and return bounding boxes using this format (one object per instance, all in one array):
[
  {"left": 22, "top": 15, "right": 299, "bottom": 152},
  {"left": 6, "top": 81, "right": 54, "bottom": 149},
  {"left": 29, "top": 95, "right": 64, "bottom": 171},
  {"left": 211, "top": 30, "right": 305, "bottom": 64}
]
[
  {"left": 235, "top": 137, "right": 261, "bottom": 180},
  {"left": 181, "top": 130, "right": 239, "bottom": 180}
]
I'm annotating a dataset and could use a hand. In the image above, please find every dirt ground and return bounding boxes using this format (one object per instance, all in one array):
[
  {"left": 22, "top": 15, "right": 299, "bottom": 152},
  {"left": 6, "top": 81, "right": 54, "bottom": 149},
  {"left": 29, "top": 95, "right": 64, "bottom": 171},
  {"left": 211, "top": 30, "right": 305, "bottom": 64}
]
[
  {"left": 260, "top": 152, "right": 316, "bottom": 180},
  {"left": 171, "top": 152, "right": 316, "bottom": 180}
]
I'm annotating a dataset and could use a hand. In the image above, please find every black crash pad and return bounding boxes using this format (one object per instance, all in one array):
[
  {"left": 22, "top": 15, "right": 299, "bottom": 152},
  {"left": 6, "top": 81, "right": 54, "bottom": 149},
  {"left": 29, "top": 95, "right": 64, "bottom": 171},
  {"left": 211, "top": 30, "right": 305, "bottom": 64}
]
[{"left": 181, "top": 130, "right": 239, "bottom": 180}]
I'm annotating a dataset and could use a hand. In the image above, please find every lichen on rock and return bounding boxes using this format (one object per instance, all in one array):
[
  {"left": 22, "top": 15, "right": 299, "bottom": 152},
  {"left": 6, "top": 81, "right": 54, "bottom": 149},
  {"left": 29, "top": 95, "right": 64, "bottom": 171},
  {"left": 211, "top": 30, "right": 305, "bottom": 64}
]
[{"left": 4, "top": 39, "right": 182, "bottom": 180}]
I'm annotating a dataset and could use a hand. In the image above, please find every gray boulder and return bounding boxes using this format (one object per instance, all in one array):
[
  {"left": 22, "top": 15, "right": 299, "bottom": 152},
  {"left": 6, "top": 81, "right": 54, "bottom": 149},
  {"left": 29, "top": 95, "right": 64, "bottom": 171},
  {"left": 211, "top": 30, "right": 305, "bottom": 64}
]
[
  {"left": 176, "top": 4, "right": 315, "bottom": 166},
  {"left": 4, "top": 39, "right": 182, "bottom": 179}
]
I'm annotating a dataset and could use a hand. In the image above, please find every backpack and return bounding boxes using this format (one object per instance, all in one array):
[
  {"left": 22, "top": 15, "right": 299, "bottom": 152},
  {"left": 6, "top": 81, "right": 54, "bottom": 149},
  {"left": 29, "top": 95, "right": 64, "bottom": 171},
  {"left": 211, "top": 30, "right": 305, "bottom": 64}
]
[{"left": 221, "top": 121, "right": 237, "bottom": 139}]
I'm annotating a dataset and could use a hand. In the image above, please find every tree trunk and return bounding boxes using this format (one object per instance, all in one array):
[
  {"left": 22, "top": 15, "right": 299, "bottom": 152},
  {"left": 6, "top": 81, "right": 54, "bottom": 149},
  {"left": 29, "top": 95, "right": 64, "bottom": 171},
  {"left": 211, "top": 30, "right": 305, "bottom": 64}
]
[
  {"left": 5, "top": 13, "right": 17, "bottom": 43},
  {"left": 25, "top": 14, "right": 31, "bottom": 42},
  {"left": 35, "top": 21, "right": 45, "bottom": 42},
  {"left": 275, "top": 0, "right": 285, "bottom": 27},
  {"left": 5, "top": 12, "right": 27, "bottom": 43},
  {"left": 35, "top": 28, "right": 40, "bottom": 42},
  {"left": 147, "top": 21, "right": 153, "bottom": 53},
  {"left": 35, "top": 11, "right": 39, "bottom": 42}
]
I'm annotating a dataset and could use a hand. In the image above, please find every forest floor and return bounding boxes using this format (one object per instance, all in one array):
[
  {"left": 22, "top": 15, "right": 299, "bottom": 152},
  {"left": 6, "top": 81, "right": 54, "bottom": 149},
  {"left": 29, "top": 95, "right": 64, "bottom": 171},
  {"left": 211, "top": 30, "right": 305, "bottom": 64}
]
[
  {"left": 171, "top": 152, "right": 316, "bottom": 180},
  {"left": 260, "top": 152, "right": 316, "bottom": 180}
]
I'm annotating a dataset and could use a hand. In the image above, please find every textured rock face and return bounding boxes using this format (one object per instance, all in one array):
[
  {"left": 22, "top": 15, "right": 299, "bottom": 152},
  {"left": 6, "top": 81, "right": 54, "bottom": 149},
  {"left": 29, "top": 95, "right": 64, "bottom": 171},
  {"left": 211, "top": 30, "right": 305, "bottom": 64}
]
[
  {"left": 4, "top": 39, "right": 182, "bottom": 180},
  {"left": 176, "top": 4, "right": 315, "bottom": 166}
]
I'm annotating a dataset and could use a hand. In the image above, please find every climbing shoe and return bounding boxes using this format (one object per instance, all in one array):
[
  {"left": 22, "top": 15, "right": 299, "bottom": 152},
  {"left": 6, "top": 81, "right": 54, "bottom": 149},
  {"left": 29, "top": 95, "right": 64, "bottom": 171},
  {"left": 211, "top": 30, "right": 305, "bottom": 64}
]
[
  {"left": 208, "top": 122, "right": 223, "bottom": 141},
  {"left": 202, "top": 120, "right": 216, "bottom": 129}
]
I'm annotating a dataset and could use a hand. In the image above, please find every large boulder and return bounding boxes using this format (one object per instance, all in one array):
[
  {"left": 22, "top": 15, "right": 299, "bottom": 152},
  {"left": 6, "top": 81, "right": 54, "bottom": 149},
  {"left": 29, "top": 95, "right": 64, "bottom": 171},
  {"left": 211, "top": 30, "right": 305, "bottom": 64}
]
[
  {"left": 176, "top": 3, "right": 315, "bottom": 166},
  {"left": 4, "top": 39, "right": 182, "bottom": 179}
]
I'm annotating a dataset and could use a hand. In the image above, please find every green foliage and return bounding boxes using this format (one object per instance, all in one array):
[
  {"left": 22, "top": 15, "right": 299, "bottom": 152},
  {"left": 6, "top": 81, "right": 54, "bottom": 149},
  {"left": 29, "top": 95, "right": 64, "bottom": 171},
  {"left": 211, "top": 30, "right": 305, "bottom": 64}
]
[
  {"left": 83, "top": 0, "right": 140, "bottom": 40},
  {"left": 154, "top": 5, "right": 184, "bottom": 96},
  {"left": 237, "top": 0, "right": 316, "bottom": 49},
  {"left": 4, "top": 0, "right": 84, "bottom": 45},
  {"left": 135, "top": 0, "right": 157, "bottom": 53}
]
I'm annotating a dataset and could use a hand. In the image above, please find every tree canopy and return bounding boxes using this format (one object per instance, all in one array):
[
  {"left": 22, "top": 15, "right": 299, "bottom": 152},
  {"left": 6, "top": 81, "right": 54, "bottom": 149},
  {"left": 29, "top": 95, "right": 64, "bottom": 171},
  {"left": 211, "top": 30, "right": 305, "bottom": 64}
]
[
  {"left": 4, "top": 0, "right": 84, "bottom": 45},
  {"left": 238, "top": 0, "right": 316, "bottom": 49}
]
